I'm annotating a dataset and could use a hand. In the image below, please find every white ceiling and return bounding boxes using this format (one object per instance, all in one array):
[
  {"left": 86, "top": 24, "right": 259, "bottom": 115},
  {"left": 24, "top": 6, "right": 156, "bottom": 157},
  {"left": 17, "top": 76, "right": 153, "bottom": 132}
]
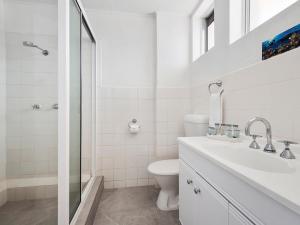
[{"left": 82, "top": 0, "right": 200, "bottom": 14}]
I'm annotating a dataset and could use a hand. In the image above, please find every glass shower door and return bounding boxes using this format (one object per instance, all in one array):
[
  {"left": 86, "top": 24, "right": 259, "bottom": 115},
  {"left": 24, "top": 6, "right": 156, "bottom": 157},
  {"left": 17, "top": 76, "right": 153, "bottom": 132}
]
[
  {"left": 69, "top": 0, "right": 81, "bottom": 221},
  {"left": 81, "top": 19, "right": 94, "bottom": 192}
]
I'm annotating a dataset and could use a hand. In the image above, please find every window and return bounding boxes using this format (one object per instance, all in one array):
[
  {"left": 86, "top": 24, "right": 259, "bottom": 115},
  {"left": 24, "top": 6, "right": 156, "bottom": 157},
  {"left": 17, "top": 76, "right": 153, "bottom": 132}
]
[
  {"left": 191, "top": 0, "right": 214, "bottom": 61},
  {"left": 205, "top": 11, "right": 215, "bottom": 51},
  {"left": 249, "top": 0, "right": 298, "bottom": 30},
  {"left": 230, "top": 0, "right": 297, "bottom": 43},
  {"left": 230, "top": 0, "right": 247, "bottom": 43}
]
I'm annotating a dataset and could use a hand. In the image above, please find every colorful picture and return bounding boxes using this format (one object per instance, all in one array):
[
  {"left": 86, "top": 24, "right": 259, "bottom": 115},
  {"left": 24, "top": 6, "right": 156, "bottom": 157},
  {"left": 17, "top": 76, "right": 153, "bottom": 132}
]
[{"left": 262, "top": 24, "right": 300, "bottom": 60}]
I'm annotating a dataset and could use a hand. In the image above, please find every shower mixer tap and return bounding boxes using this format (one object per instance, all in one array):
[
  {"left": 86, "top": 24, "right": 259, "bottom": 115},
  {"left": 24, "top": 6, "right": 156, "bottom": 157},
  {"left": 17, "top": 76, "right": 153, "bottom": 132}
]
[
  {"left": 32, "top": 104, "right": 42, "bottom": 110},
  {"left": 52, "top": 103, "right": 59, "bottom": 110}
]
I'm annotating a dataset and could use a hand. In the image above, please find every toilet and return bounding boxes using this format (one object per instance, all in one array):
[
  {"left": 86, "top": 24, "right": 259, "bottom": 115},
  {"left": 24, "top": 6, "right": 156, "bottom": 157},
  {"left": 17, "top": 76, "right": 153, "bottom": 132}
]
[{"left": 148, "top": 114, "right": 209, "bottom": 211}]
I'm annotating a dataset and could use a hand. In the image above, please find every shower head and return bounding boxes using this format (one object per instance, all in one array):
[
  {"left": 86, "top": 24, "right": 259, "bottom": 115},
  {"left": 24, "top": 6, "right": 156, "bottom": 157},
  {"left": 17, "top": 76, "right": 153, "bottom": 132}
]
[
  {"left": 23, "top": 41, "right": 35, "bottom": 47},
  {"left": 22, "top": 41, "right": 49, "bottom": 56}
]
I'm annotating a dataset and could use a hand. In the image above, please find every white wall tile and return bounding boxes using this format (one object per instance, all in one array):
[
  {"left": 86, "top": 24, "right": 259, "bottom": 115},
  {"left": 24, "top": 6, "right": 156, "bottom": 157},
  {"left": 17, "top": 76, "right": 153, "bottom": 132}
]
[
  {"left": 112, "top": 87, "right": 138, "bottom": 99},
  {"left": 113, "top": 169, "right": 125, "bottom": 181},
  {"left": 102, "top": 158, "right": 114, "bottom": 170},
  {"left": 138, "top": 88, "right": 154, "bottom": 99},
  {"left": 114, "top": 180, "right": 126, "bottom": 188},
  {"left": 138, "top": 168, "right": 149, "bottom": 179},
  {"left": 126, "top": 179, "right": 138, "bottom": 187},
  {"left": 91, "top": 10, "right": 192, "bottom": 189},
  {"left": 104, "top": 181, "right": 113, "bottom": 189},
  {"left": 126, "top": 168, "right": 138, "bottom": 179},
  {"left": 192, "top": 49, "right": 300, "bottom": 143},
  {"left": 102, "top": 170, "right": 114, "bottom": 181},
  {"left": 4, "top": 7, "right": 58, "bottom": 179},
  {"left": 137, "top": 179, "right": 149, "bottom": 186}
]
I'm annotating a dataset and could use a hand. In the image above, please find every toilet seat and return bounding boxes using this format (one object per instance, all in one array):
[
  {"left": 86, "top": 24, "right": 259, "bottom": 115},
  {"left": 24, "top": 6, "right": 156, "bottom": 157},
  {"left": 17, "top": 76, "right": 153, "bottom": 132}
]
[{"left": 148, "top": 159, "right": 179, "bottom": 176}]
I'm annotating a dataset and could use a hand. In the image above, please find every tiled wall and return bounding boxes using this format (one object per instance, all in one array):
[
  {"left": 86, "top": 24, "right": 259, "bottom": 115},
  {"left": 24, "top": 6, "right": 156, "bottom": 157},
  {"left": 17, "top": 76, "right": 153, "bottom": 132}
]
[
  {"left": 5, "top": 32, "right": 58, "bottom": 179},
  {"left": 192, "top": 48, "right": 300, "bottom": 142},
  {"left": 7, "top": 185, "right": 57, "bottom": 202},
  {"left": 88, "top": 11, "right": 156, "bottom": 189},
  {"left": 154, "top": 14, "right": 191, "bottom": 160},
  {"left": 4, "top": 0, "right": 58, "bottom": 181},
  {"left": 96, "top": 87, "right": 156, "bottom": 188},
  {"left": 87, "top": 10, "right": 193, "bottom": 189},
  {"left": 97, "top": 86, "right": 192, "bottom": 189},
  {"left": 155, "top": 88, "right": 191, "bottom": 159}
]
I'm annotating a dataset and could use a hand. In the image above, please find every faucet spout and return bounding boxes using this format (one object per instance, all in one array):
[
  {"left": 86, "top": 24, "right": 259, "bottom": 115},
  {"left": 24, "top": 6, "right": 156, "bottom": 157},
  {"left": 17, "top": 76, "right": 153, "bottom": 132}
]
[{"left": 245, "top": 117, "right": 276, "bottom": 153}]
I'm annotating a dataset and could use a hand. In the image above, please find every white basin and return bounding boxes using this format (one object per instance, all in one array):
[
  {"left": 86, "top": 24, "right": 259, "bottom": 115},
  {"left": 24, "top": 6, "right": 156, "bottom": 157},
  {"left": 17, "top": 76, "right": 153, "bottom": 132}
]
[
  {"left": 181, "top": 136, "right": 298, "bottom": 174},
  {"left": 211, "top": 146, "right": 296, "bottom": 173}
]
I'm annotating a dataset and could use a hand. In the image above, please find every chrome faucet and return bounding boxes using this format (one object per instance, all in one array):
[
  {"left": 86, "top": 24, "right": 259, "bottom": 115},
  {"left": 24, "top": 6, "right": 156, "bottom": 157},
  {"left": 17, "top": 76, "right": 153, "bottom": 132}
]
[{"left": 245, "top": 117, "right": 276, "bottom": 153}]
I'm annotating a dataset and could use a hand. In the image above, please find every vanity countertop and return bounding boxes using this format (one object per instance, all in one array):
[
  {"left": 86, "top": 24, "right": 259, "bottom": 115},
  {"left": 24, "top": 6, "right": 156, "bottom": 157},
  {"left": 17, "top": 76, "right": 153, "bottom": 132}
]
[{"left": 178, "top": 136, "right": 300, "bottom": 215}]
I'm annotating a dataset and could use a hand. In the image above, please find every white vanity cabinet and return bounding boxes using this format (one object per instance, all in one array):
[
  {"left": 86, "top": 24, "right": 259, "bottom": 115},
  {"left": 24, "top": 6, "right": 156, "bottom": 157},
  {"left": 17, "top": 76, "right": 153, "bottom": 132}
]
[
  {"left": 179, "top": 137, "right": 300, "bottom": 225},
  {"left": 229, "top": 205, "right": 253, "bottom": 225},
  {"left": 179, "top": 160, "right": 195, "bottom": 225},
  {"left": 179, "top": 160, "right": 229, "bottom": 225}
]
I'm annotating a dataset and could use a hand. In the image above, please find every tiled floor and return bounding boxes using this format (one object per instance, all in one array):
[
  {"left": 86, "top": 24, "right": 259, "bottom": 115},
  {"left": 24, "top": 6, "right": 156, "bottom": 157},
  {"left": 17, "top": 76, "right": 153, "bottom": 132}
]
[
  {"left": 0, "top": 198, "right": 57, "bottom": 225},
  {"left": 93, "top": 186, "right": 180, "bottom": 225}
]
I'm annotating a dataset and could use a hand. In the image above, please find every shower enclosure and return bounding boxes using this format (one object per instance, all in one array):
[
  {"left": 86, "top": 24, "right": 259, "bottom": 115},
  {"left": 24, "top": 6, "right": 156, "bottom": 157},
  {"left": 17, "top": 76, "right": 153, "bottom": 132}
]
[{"left": 0, "top": 0, "right": 97, "bottom": 224}]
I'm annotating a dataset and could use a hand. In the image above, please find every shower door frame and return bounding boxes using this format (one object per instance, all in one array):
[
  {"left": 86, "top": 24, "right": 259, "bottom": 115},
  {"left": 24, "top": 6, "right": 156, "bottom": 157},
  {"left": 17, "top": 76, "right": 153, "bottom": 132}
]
[{"left": 58, "top": 0, "right": 98, "bottom": 224}]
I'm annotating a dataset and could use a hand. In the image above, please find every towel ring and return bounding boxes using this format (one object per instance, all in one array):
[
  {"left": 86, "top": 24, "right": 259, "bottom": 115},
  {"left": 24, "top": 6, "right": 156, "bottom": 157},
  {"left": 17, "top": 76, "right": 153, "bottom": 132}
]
[{"left": 208, "top": 80, "right": 223, "bottom": 95}]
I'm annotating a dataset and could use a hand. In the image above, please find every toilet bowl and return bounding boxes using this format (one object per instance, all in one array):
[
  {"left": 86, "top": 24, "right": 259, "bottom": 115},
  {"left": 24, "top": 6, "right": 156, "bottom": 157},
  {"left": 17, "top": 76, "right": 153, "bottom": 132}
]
[
  {"left": 148, "top": 159, "right": 179, "bottom": 211},
  {"left": 149, "top": 114, "right": 209, "bottom": 211}
]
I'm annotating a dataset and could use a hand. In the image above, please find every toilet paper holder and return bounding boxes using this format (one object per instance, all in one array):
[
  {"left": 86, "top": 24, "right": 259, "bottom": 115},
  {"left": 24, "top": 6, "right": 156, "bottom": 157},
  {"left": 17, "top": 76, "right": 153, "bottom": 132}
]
[{"left": 128, "top": 118, "right": 140, "bottom": 134}]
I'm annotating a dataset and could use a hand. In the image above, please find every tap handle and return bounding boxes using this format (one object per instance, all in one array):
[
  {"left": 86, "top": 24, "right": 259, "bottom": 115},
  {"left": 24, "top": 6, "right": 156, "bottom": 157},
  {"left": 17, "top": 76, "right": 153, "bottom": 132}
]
[
  {"left": 278, "top": 140, "right": 298, "bottom": 149},
  {"left": 249, "top": 134, "right": 262, "bottom": 149},
  {"left": 278, "top": 140, "right": 298, "bottom": 159},
  {"left": 250, "top": 134, "right": 262, "bottom": 140}
]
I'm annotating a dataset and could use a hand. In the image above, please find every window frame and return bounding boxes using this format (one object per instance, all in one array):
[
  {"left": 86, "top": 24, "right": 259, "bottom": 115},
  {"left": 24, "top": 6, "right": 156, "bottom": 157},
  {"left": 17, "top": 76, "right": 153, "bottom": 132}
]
[
  {"left": 205, "top": 10, "right": 215, "bottom": 52},
  {"left": 191, "top": 0, "right": 214, "bottom": 61},
  {"left": 230, "top": 0, "right": 297, "bottom": 44}
]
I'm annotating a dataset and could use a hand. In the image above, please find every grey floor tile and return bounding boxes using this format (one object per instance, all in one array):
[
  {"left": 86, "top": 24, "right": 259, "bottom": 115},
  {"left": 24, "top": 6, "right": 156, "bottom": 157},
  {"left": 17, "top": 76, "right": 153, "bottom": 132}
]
[
  {"left": 0, "top": 198, "right": 57, "bottom": 225},
  {"left": 0, "top": 186, "right": 179, "bottom": 225},
  {"left": 93, "top": 186, "right": 180, "bottom": 225}
]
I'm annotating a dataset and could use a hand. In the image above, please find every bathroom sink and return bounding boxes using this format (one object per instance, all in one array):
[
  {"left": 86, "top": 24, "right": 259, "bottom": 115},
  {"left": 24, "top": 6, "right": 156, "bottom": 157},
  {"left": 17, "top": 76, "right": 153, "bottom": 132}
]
[
  {"left": 178, "top": 136, "right": 300, "bottom": 218},
  {"left": 211, "top": 146, "right": 295, "bottom": 173},
  {"left": 183, "top": 138, "right": 297, "bottom": 174}
]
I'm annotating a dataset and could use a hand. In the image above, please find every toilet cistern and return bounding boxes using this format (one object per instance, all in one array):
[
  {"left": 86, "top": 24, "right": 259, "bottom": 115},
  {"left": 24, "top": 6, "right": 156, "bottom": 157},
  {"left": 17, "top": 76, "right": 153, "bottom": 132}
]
[{"left": 245, "top": 117, "right": 276, "bottom": 153}]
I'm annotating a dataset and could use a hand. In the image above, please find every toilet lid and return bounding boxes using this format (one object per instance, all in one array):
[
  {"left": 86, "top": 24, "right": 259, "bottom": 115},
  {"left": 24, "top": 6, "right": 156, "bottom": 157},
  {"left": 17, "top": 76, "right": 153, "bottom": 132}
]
[{"left": 148, "top": 159, "right": 179, "bottom": 176}]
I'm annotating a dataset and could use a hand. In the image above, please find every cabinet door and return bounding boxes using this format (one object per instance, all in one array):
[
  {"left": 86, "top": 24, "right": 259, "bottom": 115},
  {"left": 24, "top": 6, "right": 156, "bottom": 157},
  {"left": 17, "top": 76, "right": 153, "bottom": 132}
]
[
  {"left": 193, "top": 172, "right": 229, "bottom": 225},
  {"left": 229, "top": 204, "right": 254, "bottom": 225},
  {"left": 179, "top": 160, "right": 197, "bottom": 225}
]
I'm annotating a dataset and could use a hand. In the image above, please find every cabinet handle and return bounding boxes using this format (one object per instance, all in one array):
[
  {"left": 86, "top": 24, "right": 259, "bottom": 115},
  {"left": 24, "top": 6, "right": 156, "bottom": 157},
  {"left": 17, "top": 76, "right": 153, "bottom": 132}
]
[
  {"left": 194, "top": 187, "right": 201, "bottom": 194},
  {"left": 187, "top": 179, "right": 193, "bottom": 184}
]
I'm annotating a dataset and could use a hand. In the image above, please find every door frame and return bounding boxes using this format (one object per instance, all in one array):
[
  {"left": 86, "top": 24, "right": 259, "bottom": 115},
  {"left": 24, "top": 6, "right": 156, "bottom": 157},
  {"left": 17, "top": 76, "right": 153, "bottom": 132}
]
[{"left": 58, "top": 0, "right": 98, "bottom": 224}]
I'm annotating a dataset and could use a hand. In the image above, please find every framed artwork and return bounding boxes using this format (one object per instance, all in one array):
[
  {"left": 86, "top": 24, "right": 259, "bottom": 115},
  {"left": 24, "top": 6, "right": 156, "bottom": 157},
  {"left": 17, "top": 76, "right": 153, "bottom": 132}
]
[{"left": 262, "top": 24, "right": 300, "bottom": 60}]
